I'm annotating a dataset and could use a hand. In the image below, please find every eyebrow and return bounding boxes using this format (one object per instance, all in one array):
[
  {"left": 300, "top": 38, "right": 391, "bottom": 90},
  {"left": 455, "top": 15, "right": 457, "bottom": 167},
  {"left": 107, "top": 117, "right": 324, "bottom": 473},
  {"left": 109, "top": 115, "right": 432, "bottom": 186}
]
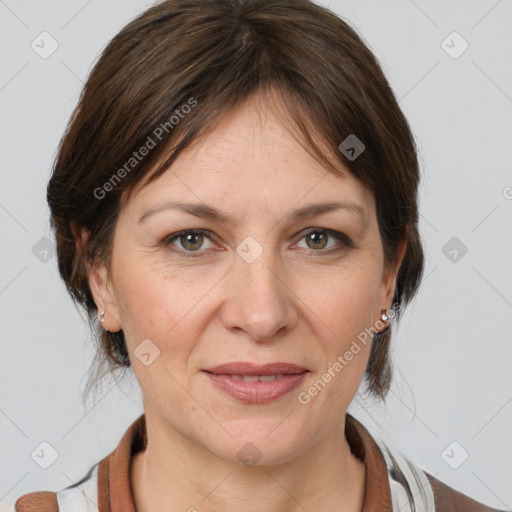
[{"left": 138, "top": 200, "right": 367, "bottom": 226}]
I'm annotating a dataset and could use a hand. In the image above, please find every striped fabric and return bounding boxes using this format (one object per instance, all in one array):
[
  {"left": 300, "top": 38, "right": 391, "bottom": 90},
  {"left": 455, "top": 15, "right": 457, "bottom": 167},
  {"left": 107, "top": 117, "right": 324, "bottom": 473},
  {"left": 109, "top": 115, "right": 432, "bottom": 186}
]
[{"left": 11, "top": 413, "right": 505, "bottom": 511}]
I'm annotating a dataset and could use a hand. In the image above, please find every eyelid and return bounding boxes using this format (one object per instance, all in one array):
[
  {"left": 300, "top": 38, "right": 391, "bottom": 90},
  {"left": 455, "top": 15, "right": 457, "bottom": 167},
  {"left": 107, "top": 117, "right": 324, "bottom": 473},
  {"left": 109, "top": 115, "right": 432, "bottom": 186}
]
[
  {"left": 164, "top": 229, "right": 218, "bottom": 256},
  {"left": 164, "top": 227, "right": 353, "bottom": 257},
  {"left": 293, "top": 227, "right": 352, "bottom": 254}
]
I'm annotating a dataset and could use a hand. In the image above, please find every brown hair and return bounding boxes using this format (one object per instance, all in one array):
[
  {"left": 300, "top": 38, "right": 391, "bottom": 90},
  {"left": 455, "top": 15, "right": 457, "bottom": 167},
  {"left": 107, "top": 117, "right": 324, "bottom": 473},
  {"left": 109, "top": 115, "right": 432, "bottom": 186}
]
[{"left": 48, "top": 0, "right": 424, "bottom": 405}]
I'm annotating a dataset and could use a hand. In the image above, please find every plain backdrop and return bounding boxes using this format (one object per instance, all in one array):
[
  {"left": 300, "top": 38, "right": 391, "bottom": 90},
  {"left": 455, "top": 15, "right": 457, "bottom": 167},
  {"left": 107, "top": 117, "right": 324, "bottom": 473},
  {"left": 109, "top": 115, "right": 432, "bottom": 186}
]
[{"left": 1, "top": 0, "right": 511, "bottom": 510}]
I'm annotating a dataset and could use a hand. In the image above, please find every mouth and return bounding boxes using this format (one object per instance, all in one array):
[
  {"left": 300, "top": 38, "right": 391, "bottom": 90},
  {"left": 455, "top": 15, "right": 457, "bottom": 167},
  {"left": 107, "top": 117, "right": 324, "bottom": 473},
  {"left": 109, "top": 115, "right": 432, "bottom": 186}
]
[
  {"left": 202, "top": 361, "right": 309, "bottom": 377},
  {"left": 201, "top": 362, "right": 310, "bottom": 404}
]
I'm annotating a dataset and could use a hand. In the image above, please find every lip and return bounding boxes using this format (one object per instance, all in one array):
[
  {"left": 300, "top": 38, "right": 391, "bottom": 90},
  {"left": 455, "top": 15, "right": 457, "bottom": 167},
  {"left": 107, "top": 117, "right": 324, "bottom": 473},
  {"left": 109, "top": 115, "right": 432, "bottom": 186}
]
[
  {"left": 202, "top": 361, "right": 309, "bottom": 376},
  {"left": 202, "top": 371, "right": 309, "bottom": 404},
  {"left": 201, "top": 362, "right": 310, "bottom": 404}
]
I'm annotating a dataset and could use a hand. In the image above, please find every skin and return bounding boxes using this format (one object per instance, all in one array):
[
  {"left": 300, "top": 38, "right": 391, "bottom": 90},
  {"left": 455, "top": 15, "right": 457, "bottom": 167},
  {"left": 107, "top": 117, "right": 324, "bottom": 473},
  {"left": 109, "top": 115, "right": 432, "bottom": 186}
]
[{"left": 86, "top": 92, "right": 406, "bottom": 512}]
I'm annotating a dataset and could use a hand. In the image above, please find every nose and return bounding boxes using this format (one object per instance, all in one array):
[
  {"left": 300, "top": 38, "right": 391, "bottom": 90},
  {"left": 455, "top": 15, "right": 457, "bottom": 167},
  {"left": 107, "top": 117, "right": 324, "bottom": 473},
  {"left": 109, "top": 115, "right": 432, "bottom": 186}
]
[{"left": 220, "top": 247, "right": 298, "bottom": 342}]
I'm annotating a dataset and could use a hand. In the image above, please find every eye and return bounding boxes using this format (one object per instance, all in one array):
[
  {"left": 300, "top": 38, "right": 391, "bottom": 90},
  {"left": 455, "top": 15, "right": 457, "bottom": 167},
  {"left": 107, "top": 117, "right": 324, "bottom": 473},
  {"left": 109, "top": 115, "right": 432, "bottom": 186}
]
[
  {"left": 164, "top": 228, "right": 352, "bottom": 258},
  {"left": 165, "top": 229, "right": 216, "bottom": 256},
  {"left": 295, "top": 228, "right": 351, "bottom": 252}
]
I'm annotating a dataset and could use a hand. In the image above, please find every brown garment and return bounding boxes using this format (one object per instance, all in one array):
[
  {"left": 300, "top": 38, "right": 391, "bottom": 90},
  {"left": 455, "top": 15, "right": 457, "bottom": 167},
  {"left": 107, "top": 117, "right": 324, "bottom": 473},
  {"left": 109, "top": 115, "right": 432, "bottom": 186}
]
[{"left": 14, "top": 413, "right": 505, "bottom": 512}]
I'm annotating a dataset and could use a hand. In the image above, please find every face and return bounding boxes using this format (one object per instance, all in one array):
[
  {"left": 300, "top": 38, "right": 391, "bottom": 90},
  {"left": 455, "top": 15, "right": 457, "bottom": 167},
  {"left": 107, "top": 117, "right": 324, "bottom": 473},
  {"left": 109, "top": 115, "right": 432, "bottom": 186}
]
[{"left": 88, "top": 93, "right": 404, "bottom": 466}]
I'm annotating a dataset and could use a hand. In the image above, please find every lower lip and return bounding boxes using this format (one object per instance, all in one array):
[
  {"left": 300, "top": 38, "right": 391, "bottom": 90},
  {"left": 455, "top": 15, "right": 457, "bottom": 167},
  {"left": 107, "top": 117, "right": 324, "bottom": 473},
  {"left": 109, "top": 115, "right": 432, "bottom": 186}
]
[{"left": 202, "top": 371, "right": 309, "bottom": 404}]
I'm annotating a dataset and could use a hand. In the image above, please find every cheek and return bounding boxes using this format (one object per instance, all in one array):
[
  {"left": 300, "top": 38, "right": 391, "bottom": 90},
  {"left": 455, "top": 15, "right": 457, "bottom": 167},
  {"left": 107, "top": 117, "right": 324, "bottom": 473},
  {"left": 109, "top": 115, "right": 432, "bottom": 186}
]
[
  {"left": 302, "top": 272, "right": 379, "bottom": 404},
  {"left": 111, "top": 258, "right": 208, "bottom": 405},
  {"left": 296, "top": 262, "right": 381, "bottom": 403},
  {"left": 111, "top": 253, "right": 218, "bottom": 353},
  {"left": 302, "top": 261, "right": 383, "bottom": 344},
  {"left": 112, "top": 238, "right": 382, "bottom": 369}
]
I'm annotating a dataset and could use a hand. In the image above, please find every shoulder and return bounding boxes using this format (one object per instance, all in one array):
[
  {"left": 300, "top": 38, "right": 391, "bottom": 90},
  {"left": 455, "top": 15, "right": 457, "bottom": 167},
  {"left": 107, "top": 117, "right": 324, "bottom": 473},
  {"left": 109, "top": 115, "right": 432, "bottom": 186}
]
[
  {"left": 425, "top": 471, "right": 507, "bottom": 512},
  {"left": 10, "top": 492, "right": 58, "bottom": 512},
  {"left": 12, "top": 462, "right": 99, "bottom": 512},
  {"left": 374, "top": 436, "right": 506, "bottom": 512}
]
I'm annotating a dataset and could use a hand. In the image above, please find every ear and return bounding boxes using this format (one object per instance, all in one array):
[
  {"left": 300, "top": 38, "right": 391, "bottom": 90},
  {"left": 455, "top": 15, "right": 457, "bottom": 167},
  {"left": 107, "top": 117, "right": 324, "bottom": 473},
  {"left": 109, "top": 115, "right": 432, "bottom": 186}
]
[
  {"left": 73, "top": 223, "right": 122, "bottom": 332},
  {"left": 378, "top": 235, "right": 407, "bottom": 312}
]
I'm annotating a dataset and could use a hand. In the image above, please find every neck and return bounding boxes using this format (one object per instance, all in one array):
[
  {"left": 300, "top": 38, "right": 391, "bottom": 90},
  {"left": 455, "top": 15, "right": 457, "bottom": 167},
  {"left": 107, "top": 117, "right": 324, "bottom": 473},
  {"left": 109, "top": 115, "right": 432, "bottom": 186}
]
[{"left": 130, "top": 410, "right": 366, "bottom": 512}]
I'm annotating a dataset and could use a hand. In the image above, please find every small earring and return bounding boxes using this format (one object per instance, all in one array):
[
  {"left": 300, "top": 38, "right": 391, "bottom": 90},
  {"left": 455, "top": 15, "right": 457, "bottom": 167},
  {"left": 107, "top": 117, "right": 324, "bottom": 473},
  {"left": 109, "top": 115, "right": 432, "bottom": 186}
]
[
  {"left": 380, "top": 309, "right": 389, "bottom": 322},
  {"left": 99, "top": 310, "right": 105, "bottom": 323}
]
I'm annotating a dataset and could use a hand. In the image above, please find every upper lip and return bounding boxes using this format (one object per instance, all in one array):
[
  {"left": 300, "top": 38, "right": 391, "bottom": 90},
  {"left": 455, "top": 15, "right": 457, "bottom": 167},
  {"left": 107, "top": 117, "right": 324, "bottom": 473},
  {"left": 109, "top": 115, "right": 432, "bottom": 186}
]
[{"left": 202, "top": 362, "right": 309, "bottom": 376}]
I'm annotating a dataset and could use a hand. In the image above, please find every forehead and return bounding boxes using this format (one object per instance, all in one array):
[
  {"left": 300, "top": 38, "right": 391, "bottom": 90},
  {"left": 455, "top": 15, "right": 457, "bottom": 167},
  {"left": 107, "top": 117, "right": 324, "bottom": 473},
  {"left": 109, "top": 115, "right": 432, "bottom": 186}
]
[{"left": 124, "top": 96, "right": 375, "bottom": 226}]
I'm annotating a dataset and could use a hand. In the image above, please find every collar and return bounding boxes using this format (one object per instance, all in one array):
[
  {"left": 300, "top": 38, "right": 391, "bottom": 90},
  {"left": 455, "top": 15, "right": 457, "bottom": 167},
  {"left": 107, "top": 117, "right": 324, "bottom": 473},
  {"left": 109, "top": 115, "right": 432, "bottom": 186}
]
[{"left": 97, "top": 413, "right": 392, "bottom": 512}]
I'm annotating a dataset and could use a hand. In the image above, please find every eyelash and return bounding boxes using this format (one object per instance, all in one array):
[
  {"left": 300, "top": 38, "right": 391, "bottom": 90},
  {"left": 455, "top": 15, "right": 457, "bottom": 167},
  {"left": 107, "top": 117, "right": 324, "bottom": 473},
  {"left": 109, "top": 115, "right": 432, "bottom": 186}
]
[{"left": 163, "top": 228, "right": 353, "bottom": 258}]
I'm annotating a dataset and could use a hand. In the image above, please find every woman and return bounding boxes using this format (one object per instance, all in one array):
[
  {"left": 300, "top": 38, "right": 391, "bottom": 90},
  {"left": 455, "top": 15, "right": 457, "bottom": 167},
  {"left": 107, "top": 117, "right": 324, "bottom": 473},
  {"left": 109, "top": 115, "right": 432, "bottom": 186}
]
[{"left": 11, "top": 0, "right": 505, "bottom": 511}]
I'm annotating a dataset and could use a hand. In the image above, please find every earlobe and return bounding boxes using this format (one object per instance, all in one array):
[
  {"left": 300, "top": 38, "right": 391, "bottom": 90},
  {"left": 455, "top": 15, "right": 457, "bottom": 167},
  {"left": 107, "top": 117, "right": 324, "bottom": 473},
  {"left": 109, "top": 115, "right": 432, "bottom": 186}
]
[
  {"left": 381, "top": 237, "right": 407, "bottom": 307},
  {"left": 375, "top": 239, "right": 406, "bottom": 332},
  {"left": 75, "top": 225, "right": 122, "bottom": 332},
  {"left": 86, "top": 260, "right": 122, "bottom": 332}
]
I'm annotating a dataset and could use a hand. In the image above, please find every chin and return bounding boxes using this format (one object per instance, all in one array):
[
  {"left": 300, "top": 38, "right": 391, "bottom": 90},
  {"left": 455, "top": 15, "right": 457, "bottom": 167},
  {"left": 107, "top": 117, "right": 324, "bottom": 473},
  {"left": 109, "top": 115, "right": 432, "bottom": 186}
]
[{"left": 201, "top": 425, "right": 308, "bottom": 468}]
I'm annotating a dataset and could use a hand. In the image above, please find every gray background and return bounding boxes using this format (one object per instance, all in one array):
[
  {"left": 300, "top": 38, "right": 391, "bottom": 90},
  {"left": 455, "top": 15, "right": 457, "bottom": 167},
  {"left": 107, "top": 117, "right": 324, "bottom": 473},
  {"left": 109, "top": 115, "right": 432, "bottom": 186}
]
[{"left": 1, "top": 0, "right": 511, "bottom": 510}]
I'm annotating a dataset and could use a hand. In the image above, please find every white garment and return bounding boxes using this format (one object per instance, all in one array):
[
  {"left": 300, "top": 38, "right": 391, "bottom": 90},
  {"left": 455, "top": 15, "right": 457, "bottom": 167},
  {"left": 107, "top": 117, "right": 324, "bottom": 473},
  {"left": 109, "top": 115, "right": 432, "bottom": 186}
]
[
  {"left": 56, "top": 463, "right": 100, "bottom": 512},
  {"left": 0, "top": 464, "right": 101, "bottom": 512},
  {"left": 374, "top": 437, "right": 436, "bottom": 512},
  {"left": 3, "top": 438, "right": 436, "bottom": 512}
]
